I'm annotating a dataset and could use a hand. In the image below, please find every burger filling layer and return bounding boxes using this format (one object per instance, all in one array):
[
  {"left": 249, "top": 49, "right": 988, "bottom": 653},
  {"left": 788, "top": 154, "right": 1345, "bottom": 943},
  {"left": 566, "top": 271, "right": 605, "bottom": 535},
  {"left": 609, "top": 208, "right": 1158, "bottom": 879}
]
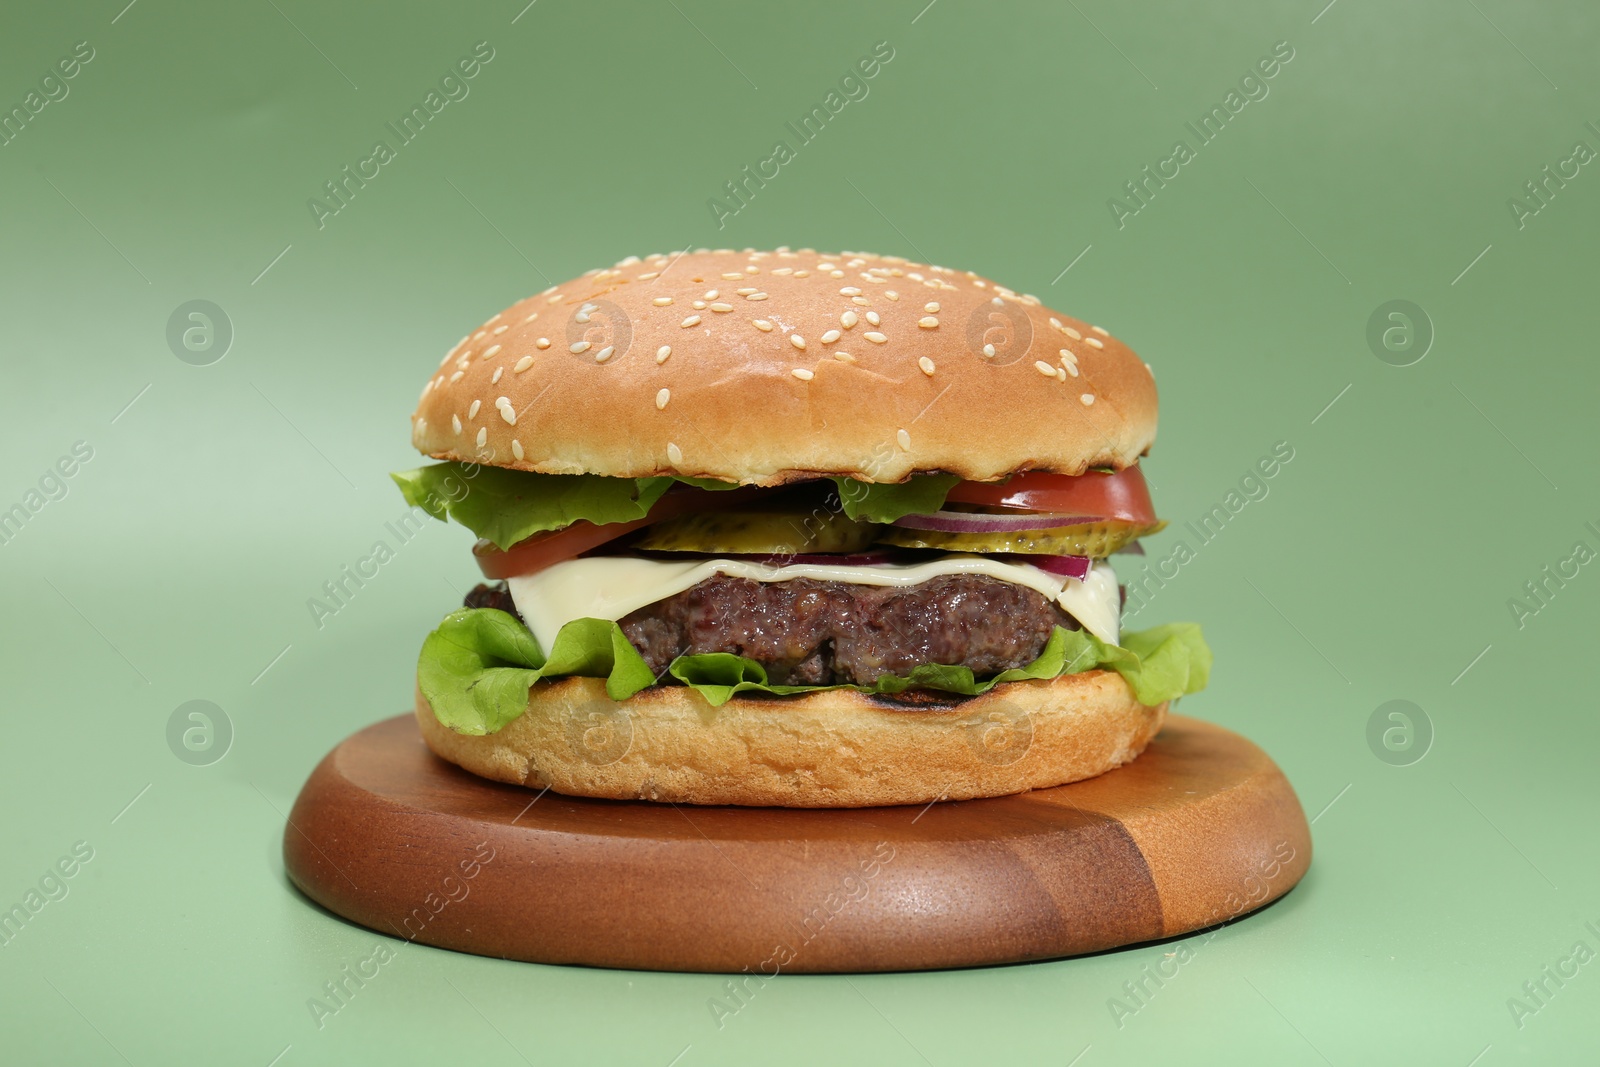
[{"left": 398, "top": 462, "right": 1211, "bottom": 723}]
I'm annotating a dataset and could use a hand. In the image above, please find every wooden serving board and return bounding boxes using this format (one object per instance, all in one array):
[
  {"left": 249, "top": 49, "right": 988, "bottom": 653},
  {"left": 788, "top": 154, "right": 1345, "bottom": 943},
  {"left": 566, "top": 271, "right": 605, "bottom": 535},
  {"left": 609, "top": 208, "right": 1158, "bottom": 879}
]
[{"left": 284, "top": 714, "right": 1310, "bottom": 973}]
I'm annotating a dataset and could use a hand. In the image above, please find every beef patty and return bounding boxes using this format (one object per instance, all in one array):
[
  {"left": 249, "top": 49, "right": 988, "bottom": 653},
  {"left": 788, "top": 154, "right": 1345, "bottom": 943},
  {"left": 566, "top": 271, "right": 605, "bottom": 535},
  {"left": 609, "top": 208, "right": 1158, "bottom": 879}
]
[{"left": 466, "top": 572, "right": 1075, "bottom": 686}]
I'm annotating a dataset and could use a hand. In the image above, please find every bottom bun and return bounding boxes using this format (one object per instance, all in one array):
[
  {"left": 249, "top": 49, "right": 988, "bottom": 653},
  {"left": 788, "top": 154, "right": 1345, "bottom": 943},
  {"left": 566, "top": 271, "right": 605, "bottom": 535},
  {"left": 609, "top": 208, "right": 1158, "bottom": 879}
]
[{"left": 415, "top": 671, "right": 1166, "bottom": 808}]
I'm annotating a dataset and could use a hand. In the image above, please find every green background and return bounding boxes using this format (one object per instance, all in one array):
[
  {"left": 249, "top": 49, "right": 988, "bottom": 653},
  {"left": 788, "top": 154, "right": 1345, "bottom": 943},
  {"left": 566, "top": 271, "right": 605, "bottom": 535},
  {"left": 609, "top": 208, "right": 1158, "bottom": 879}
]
[{"left": 2, "top": 0, "right": 1596, "bottom": 1063}]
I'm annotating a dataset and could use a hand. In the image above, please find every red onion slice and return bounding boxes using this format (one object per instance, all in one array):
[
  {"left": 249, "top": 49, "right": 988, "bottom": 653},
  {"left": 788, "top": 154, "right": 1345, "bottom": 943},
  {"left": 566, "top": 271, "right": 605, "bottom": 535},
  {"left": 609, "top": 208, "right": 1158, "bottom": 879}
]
[
  {"left": 1008, "top": 553, "right": 1093, "bottom": 580},
  {"left": 891, "top": 510, "right": 1105, "bottom": 533}
]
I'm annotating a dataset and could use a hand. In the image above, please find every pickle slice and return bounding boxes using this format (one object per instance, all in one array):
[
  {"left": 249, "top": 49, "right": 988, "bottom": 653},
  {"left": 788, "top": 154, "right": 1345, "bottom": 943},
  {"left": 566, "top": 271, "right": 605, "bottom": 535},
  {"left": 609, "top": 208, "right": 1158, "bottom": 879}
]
[
  {"left": 875, "top": 520, "right": 1166, "bottom": 558},
  {"left": 635, "top": 509, "right": 881, "bottom": 555}
]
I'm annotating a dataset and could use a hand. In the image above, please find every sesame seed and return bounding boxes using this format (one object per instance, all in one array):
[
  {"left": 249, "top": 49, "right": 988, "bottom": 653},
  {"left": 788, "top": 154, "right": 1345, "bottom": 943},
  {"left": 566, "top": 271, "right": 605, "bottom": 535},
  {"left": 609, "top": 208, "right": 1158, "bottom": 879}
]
[
  {"left": 570, "top": 341, "right": 591, "bottom": 354},
  {"left": 476, "top": 427, "right": 488, "bottom": 447},
  {"left": 820, "top": 263, "right": 838, "bottom": 271},
  {"left": 497, "top": 398, "right": 517, "bottom": 425},
  {"left": 468, "top": 400, "right": 481, "bottom": 419},
  {"left": 841, "top": 311, "right": 859, "bottom": 329},
  {"left": 653, "top": 297, "right": 673, "bottom": 306},
  {"left": 982, "top": 344, "right": 996, "bottom": 359},
  {"left": 834, "top": 352, "right": 855, "bottom": 363},
  {"left": 1063, "top": 326, "right": 1083, "bottom": 341},
  {"left": 772, "top": 267, "right": 793, "bottom": 275},
  {"left": 737, "top": 287, "right": 758, "bottom": 295},
  {"left": 745, "top": 265, "right": 759, "bottom": 274},
  {"left": 924, "top": 302, "right": 940, "bottom": 313},
  {"left": 575, "top": 312, "right": 590, "bottom": 324},
  {"left": 790, "top": 334, "right": 806, "bottom": 350},
  {"left": 452, "top": 414, "right": 463, "bottom": 434},
  {"left": 864, "top": 332, "right": 887, "bottom": 344},
  {"left": 821, "top": 330, "right": 841, "bottom": 343},
  {"left": 1049, "top": 317, "right": 1063, "bottom": 330},
  {"left": 1081, "top": 394, "right": 1096, "bottom": 405},
  {"left": 1085, "top": 337, "right": 1105, "bottom": 349},
  {"left": 459, "top": 351, "right": 473, "bottom": 363},
  {"left": 1056, "top": 367, "right": 1066, "bottom": 382},
  {"left": 595, "top": 345, "right": 615, "bottom": 362},
  {"left": 791, "top": 367, "right": 814, "bottom": 381},
  {"left": 1035, "top": 360, "right": 1057, "bottom": 377},
  {"left": 885, "top": 290, "right": 899, "bottom": 300},
  {"left": 865, "top": 311, "right": 881, "bottom": 325},
  {"left": 536, "top": 337, "right": 551, "bottom": 349},
  {"left": 667, "top": 442, "right": 684, "bottom": 465},
  {"left": 829, "top": 270, "right": 845, "bottom": 278},
  {"left": 449, "top": 370, "right": 465, "bottom": 383},
  {"left": 745, "top": 292, "right": 768, "bottom": 301},
  {"left": 918, "top": 356, "right": 936, "bottom": 376},
  {"left": 523, "top": 312, "right": 539, "bottom": 323},
  {"left": 692, "top": 300, "right": 706, "bottom": 310},
  {"left": 484, "top": 344, "right": 502, "bottom": 358},
  {"left": 722, "top": 272, "right": 744, "bottom": 280},
  {"left": 897, "top": 429, "right": 911, "bottom": 450},
  {"left": 704, "top": 289, "right": 719, "bottom": 299},
  {"left": 656, "top": 345, "right": 672, "bottom": 363},
  {"left": 515, "top": 355, "right": 535, "bottom": 373},
  {"left": 511, "top": 439, "right": 524, "bottom": 460},
  {"left": 473, "top": 330, "right": 487, "bottom": 341},
  {"left": 548, "top": 295, "right": 562, "bottom": 303},
  {"left": 851, "top": 296, "right": 871, "bottom": 307},
  {"left": 656, "top": 388, "right": 671, "bottom": 410},
  {"left": 637, "top": 271, "right": 659, "bottom": 281},
  {"left": 709, "top": 302, "right": 733, "bottom": 313},
  {"left": 681, "top": 315, "right": 701, "bottom": 327},
  {"left": 794, "top": 270, "right": 810, "bottom": 278},
  {"left": 840, "top": 287, "right": 862, "bottom": 296},
  {"left": 918, "top": 316, "right": 939, "bottom": 328},
  {"left": 1091, "top": 325, "right": 1110, "bottom": 336},
  {"left": 493, "top": 324, "right": 508, "bottom": 335},
  {"left": 752, "top": 319, "right": 773, "bottom": 332}
]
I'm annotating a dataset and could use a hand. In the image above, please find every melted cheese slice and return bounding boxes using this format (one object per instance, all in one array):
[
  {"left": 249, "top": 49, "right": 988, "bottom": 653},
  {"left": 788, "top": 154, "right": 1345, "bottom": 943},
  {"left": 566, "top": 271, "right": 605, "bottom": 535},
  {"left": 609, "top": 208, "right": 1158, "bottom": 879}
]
[{"left": 506, "top": 554, "right": 1120, "bottom": 654}]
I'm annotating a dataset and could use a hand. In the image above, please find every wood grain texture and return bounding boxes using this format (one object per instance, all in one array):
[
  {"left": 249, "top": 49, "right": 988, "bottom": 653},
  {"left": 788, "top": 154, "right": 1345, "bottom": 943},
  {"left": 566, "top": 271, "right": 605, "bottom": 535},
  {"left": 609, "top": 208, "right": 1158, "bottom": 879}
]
[{"left": 283, "top": 714, "right": 1310, "bottom": 973}]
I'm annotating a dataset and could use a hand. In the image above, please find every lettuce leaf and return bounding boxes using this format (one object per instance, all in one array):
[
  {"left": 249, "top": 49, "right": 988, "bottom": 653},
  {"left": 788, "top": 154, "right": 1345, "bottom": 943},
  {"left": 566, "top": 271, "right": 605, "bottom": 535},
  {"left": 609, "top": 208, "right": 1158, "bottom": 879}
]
[
  {"left": 417, "top": 610, "right": 658, "bottom": 733},
  {"left": 417, "top": 608, "right": 1211, "bottom": 735},
  {"left": 392, "top": 462, "right": 961, "bottom": 548},
  {"left": 392, "top": 464, "right": 683, "bottom": 550},
  {"left": 829, "top": 474, "right": 962, "bottom": 523}
]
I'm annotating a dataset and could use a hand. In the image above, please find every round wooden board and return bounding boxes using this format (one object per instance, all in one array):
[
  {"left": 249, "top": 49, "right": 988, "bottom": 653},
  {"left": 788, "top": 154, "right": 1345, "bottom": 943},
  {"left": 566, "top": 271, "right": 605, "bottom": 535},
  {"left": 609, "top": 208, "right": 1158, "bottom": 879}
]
[{"left": 284, "top": 713, "right": 1310, "bottom": 973}]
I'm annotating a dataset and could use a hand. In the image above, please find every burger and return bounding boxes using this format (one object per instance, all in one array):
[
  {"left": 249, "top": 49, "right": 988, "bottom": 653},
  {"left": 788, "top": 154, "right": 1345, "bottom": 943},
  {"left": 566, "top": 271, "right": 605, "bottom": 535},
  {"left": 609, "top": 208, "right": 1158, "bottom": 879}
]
[{"left": 394, "top": 248, "right": 1210, "bottom": 807}]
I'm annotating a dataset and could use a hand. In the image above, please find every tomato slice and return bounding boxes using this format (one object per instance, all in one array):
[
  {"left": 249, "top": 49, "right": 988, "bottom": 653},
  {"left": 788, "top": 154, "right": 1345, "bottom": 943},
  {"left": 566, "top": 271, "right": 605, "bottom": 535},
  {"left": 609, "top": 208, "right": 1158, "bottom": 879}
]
[
  {"left": 474, "top": 518, "right": 654, "bottom": 579},
  {"left": 474, "top": 484, "right": 771, "bottom": 579},
  {"left": 944, "top": 467, "right": 1157, "bottom": 525}
]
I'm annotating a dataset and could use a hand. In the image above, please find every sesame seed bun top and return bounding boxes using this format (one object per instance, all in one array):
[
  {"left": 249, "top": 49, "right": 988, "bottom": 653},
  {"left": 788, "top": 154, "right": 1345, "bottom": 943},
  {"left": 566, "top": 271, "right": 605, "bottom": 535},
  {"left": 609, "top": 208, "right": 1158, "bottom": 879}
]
[{"left": 410, "top": 248, "right": 1158, "bottom": 485}]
